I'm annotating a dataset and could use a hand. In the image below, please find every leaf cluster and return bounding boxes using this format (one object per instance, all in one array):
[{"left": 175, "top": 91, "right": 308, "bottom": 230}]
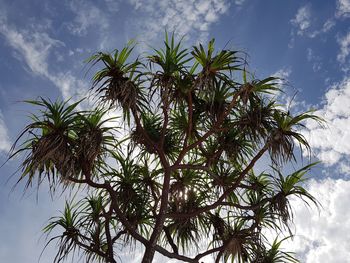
[{"left": 11, "top": 33, "right": 322, "bottom": 263}]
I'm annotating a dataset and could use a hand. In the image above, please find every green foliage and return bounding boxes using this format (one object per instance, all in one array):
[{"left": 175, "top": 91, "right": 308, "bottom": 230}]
[{"left": 11, "top": 34, "right": 322, "bottom": 263}]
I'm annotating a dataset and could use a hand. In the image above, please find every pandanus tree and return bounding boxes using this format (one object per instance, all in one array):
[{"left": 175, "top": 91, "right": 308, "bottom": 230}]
[{"left": 11, "top": 34, "right": 321, "bottom": 263}]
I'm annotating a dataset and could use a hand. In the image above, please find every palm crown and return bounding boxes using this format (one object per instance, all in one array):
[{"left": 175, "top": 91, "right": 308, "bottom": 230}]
[{"left": 11, "top": 34, "right": 322, "bottom": 263}]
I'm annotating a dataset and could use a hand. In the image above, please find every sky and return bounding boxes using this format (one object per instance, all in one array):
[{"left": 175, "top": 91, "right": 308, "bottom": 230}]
[{"left": 0, "top": 0, "right": 350, "bottom": 262}]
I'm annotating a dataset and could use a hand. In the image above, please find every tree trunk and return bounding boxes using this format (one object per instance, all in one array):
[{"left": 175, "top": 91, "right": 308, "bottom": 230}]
[{"left": 142, "top": 246, "right": 156, "bottom": 263}]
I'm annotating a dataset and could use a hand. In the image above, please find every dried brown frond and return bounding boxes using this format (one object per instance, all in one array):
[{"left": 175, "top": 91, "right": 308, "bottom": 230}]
[
  {"left": 271, "top": 192, "right": 291, "bottom": 224},
  {"left": 76, "top": 128, "right": 103, "bottom": 167},
  {"left": 31, "top": 133, "right": 76, "bottom": 179},
  {"left": 98, "top": 76, "right": 139, "bottom": 110},
  {"left": 131, "top": 127, "right": 158, "bottom": 154},
  {"left": 240, "top": 83, "right": 255, "bottom": 104}
]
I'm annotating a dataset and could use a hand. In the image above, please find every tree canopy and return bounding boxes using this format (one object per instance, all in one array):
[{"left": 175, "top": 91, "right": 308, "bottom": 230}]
[{"left": 11, "top": 34, "right": 321, "bottom": 263}]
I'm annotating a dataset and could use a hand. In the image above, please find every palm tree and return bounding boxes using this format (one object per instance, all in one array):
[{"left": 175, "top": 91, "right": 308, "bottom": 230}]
[{"left": 10, "top": 34, "right": 322, "bottom": 263}]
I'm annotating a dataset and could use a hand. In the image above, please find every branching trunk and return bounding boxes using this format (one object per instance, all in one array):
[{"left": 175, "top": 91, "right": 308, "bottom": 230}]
[{"left": 12, "top": 36, "right": 319, "bottom": 263}]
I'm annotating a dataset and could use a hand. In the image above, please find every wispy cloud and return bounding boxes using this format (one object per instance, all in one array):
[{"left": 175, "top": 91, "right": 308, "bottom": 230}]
[
  {"left": 291, "top": 5, "right": 312, "bottom": 36},
  {"left": 289, "top": 178, "right": 350, "bottom": 262},
  {"left": 234, "top": 0, "right": 246, "bottom": 5},
  {"left": 127, "top": 0, "right": 231, "bottom": 44},
  {"left": 307, "top": 48, "right": 322, "bottom": 72},
  {"left": 273, "top": 67, "right": 292, "bottom": 80},
  {"left": 0, "top": 111, "right": 11, "bottom": 153},
  {"left": 336, "top": 0, "right": 350, "bottom": 18},
  {"left": 67, "top": 0, "right": 109, "bottom": 36},
  {"left": 303, "top": 77, "right": 350, "bottom": 174},
  {"left": 104, "top": 0, "right": 120, "bottom": 12},
  {"left": 0, "top": 14, "right": 88, "bottom": 100},
  {"left": 0, "top": 19, "right": 63, "bottom": 76},
  {"left": 337, "top": 32, "right": 350, "bottom": 64},
  {"left": 271, "top": 67, "right": 292, "bottom": 96},
  {"left": 321, "top": 19, "right": 336, "bottom": 33},
  {"left": 289, "top": 6, "right": 335, "bottom": 44},
  {"left": 270, "top": 67, "right": 308, "bottom": 112}
]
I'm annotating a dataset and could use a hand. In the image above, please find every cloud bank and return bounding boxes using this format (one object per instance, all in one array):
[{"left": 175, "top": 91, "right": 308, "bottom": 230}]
[
  {"left": 289, "top": 178, "right": 350, "bottom": 262},
  {"left": 303, "top": 77, "right": 350, "bottom": 174}
]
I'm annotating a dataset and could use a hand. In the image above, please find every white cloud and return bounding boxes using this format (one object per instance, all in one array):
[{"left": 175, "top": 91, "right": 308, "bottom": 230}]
[
  {"left": 67, "top": 0, "right": 109, "bottom": 36},
  {"left": 50, "top": 72, "right": 88, "bottom": 101},
  {"left": 271, "top": 67, "right": 292, "bottom": 98},
  {"left": 127, "top": 0, "right": 231, "bottom": 44},
  {"left": 302, "top": 77, "right": 350, "bottom": 172},
  {"left": 234, "top": 0, "right": 245, "bottom": 5},
  {"left": 287, "top": 178, "right": 350, "bottom": 262},
  {"left": 336, "top": 0, "right": 350, "bottom": 18},
  {"left": 322, "top": 19, "right": 335, "bottom": 33},
  {"left": 291, "top": 5, "right": 311, "bottom": 36},
  {"left": 0, "top": 22, "right": 63, "bottom": 76},
  {"left": 271, "top": 68, "right": 307, "bottom": 112},
  {"left": 306, "top": 48, "right": 314, "bottom": 61},
  {"left": 0, "top": 15, "right": 88, "bottom": 100},
  {"left": 290, "top": 6, "right": 335, "bottom": 42},
  {"left": 337, "top": 32, "right": 350, "bottom": 64},
  {"left": 273, "top": 67, "right": 292, "bottom": 80},
  {"left": 0, "top": 111, "right": 11, "bottom": 153},
  {"left": 306, "top": 48, "right": 322, "bottom": 72}
]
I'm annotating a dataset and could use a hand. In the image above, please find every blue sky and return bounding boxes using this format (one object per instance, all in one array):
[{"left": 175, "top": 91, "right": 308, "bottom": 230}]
[{"left": 0, "top": 0, "right": 350, "bottom": 262}]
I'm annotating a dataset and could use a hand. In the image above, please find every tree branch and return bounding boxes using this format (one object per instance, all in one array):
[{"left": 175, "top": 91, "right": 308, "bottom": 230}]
[
  {"left": 167, "top": 143, "right": 270, "bottom": 219},
  {"left": 103, "top": 207, "right": 116, "bottom": 263},
  {"left": 183, "top": 91, "right": 193, "bottom": 148},
  {"left": 174, "top": 87, "right": 243, "bottom": 165},
  {"left": 163, "top": 226, "right": 179, "bottom": 254}
]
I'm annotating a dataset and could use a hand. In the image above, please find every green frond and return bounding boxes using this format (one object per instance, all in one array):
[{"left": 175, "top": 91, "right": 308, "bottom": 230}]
[
  {"left": 270, "top": 163, "right": 319, "bottom": 225},
  {"left": 254, "top": 237, "right": 299, "bottom": 263},
  {"left": 268, "top": 109, "right": 323, "bottom": 164},
  {"left": 87, "top": 42, "right": 146, "bottom": 122}
]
